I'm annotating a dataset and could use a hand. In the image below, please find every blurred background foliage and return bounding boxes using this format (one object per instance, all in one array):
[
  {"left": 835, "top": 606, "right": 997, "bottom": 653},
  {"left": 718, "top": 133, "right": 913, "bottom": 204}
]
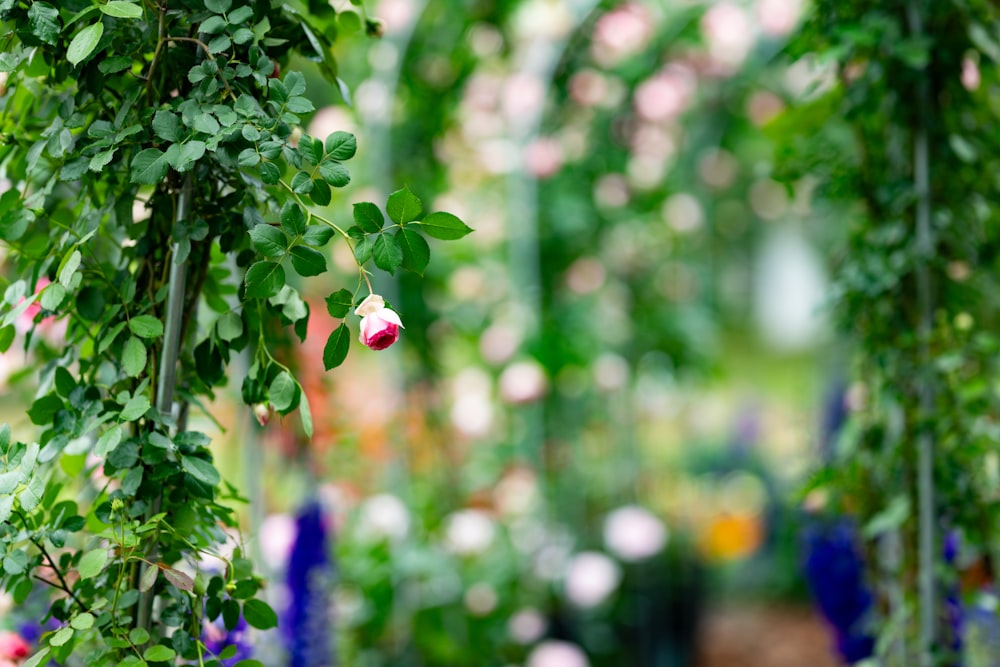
[{"left": 7, "top": 0, "right": 985, "bottom": 664}]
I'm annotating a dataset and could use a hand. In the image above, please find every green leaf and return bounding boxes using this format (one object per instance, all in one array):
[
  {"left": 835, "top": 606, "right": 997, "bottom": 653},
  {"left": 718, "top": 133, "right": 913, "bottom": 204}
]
[
  {"left": 3, "top": 551, "right": 27, "bottom": 575},
  {"left": 28, "top": 394, "right": 63, "bottom": 426},
  {"left": 122, "top": 336, "right": 146, "bottom": 378},
  {"left": 152, "top": 111, "right": 181, "bottom": 142},
  {"left": 120, "top": 394, "right": 150, "bottom": 421},
  {"left": 77, "top": 286, "right": 105, "bottom": 321},
  {"left": 302, "top": 225, "right": 334, "bottom": 248},
  {"left": 193, "top": 112, "right": 221, "bottom": 135},
  {"left": 323, "top": 323, "right": 350, "bottom": 370},
  {"left": 77, "top": 548, "right": 108, "bottom": 579},
  {"left": 129, "top": 315, "right": 164, "bottom": 339},
  {"left": 259, "top": 162, "right": 280, "bottom": 184},
  {"left": 94, "top": 425, "right": 123, "bottom": 457},
  {"left": 216, "top": 312, "right": 243, "bottom": 342},
  {"left": 229, "top": 6, "right": 253, "bottom": 24},
  {"left": 386, "top": 186, "right": 422, "bottom": 224},
  {"left": 70, "top": 613, "right": 95, "bottom": 630},
  {"left": 88, "top": 148, "right": 116, "bottom": 172},
  {"left": 324, "top": 131, "right": 357, "bottom": 160},
  {"left": 170, "top": 141, "right": 206, "bottom": 172},
  {"left": 417, "top": 211, "right": 473, "bottom": 240},
  {"left": 248, "top": 225, "right": 288, "bottom": 257},
  {"left": 205, "top": 0, "right": 232, "bottom": 14},
  {"left": 200, "top": 15, "right": 227, "bottom": 34},
  {"left": 269, "top": 372, "right": 297, "bottom": 412},
  {"left": 67, "top": 22, "right": 104, "bottom": 66},
  {"left": 143, "top": 646, "right": 176, "bottom": 662},
  {"left": 27, "top": 3, "right": 60, "bottom": 46},
  {"left": 290, "top": 171, "right": 313, "bottom": 194},
  {"left": 372, "top": 234, "right": 403, "bottom": 274},
  {"left": 54, "top": 366, "right": 76, "bottom": 397},
  {"left": 280, "top": 201, "right": 307, "bottom": 235},
  {"left": 300, "top": 394, "right": 313, "bottom": 440},
  {"left": 0, "top": 326, "right": 14, "bottom": 353},
  {"left": 58, "top": 249, "right": 81, "bottom": 289},
  {"left": 21, "top": 648, "right": 49, "bottom": 667},
  {"left": 238, "top": 148, "right": 260, "bottom": 168},
  {"left": 396, "top": 229, "right": 430, "bottom": 275},
  {"left": 309, "top": 179, "right": 331, "bottom": 207},
  {"left": 318, "top": 160, "right": 350, "bottom": 187},
  {"left": 242, "top": 599, "right": 278, "bottom": 630},
  {"left": 130, "top": 148, "right": 170, "bottom": 185},
  {"left": 129, "top": 627, "right": 150, "bottom": 645},
  {"left": 181, "top": 456, "right": 220, "bottom": 486},
  {"left": 353, "top": 202, "right": 384, "bottom": 233},
  {"left": 100, "top": 1, "right": 142, "bottom": 18},
  {"left": 49, "top": 626, "right": 73, "bottom": 647},
  {"left": 41, "top": 282, "right": 66, "bottom": 311},
  {"left": 290, "top": 246, "right": 327, "bottom": 277},
  {"left": 353, "top": 235, "right": 374, "bottom": 264},
  {"left": 325, "top": 289, "right": 353, "bottom": 318},
  {"left": 244, "top": 261, "right": 285, "bottom": 299}
]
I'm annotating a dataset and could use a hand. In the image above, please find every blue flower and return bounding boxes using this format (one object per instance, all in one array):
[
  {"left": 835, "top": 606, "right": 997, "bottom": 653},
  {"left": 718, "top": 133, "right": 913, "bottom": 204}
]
[
  {"left": 801, "top": 519, "right": 875, "bottom": 663},
  {"left": 284, "top": 499, "right": 334, "bottom": 667},
  {"left": 203, "top": 610, "right": 252, "bottom": 666}
]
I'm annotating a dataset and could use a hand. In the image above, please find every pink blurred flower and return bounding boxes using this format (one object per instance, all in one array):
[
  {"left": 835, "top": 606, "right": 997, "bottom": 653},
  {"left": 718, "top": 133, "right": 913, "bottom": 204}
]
[
  {"left": 0, "top": 632, "right": 29, "bottom": 661},
  {"left": 962, "top": 57, "right": 981, "bottom": 91},
  {"left": 356, "top": 294, "right": 403, "bottom": 351},
  {"left": 591, "top": 3, "right": 653, "bottom": 67},
  {"left": 527, "top": 640, "right": 590, "bottom": 667},
  {"left": 15, "top": 277, "right": 49, "bottom": 333},
  {"left": 524, "top": 138, "right": 563, "bottom": 178},
  {"left": 634, "top": 66, "right": 695, "bottom": 122},
  {"left": 252, "top": 403, "right": 271, "bottom": 427}
]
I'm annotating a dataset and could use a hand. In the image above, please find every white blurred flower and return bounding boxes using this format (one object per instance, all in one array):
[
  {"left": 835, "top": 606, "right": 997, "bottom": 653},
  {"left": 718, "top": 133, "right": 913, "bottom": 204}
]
[
  {"left": 508, "top": 608, "right": 547, "bottom": 644},
  {"left": 662, "top": 192, "right": 704, "bottom": 233},
  {"left": 526, "top": 640, "right": 590, "bottom": 667},
  {"left": 593, "top": 353, "right": 629, "bottom": 392},
  {"left": 451, "top": 367, "right": 494, "bottom": 437},
  {"left": 499, "top": 361, "right": 548, "bottom": 404},
  {"left": 444, "top": 509, "right": 496, "bottom": 556},
  {"left": 357, "top": 493, "right": 411, "bottom": 542},
  {"left": 464, "top": 581, "right": 498, "bottom": 616},
  {"left": 258, "top": 513, "right": 297, "bottom": 570},
  {"left": 701, "top": 3, "right": 755, "bottom": 70},
  {"left": 603, "top": 505, "right": 668, "bottom": 562},
  {"left": 564, "top": 551, "right": 621, "bottom": 608},
  {"left": 493, "top": 467, "right": 539, "bottom": 516},
  {"left": 756, "top": 0, "right": 803, "bottom": 36}
]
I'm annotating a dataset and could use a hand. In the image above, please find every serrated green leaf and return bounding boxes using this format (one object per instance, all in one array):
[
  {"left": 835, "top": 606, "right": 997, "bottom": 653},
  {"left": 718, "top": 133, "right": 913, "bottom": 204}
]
[
  {"left": 58, "top": 250, "right": 81, "bottom": 289},
  {"left": 325, "top": 289, "right": 353, "bottom": 318},
  {"left": 269, "top": 372, "right": 297, "bottom": 412},
  {"left": 302, "top": 225, "right": 334, "bottom": 248},
  {"left": 100, "top": 1, "right": 142, "bottom": 18},
  {"left": 130, "top": 148, "right": 170, "bottom": 185},
  {"left": 181, "top": 456, "right": 220, "bottom": 486},
  {"left": 323, "top": 323, "right": 350, "bottom": 370},
  {"left": 49, "top": 626, "right": 73, "bottom": 647},
  {"left": 129, "top": 314, "right": 163, "bottom": 339},
  {"left": 54, "top": 366, "right": 75, "bottom": 397},
  {"left": 122, "top": 336, "right": 146, "bottom": 378},
  {"left": 200, "top": 15, "right": 227, "bottom": 34},
  {"left": 143, "top": 645, "right": 176, "bottom": 662},
  {"left": 77, "top": 548, "right": 108, "bottom": 579},
  {"left": 353, "top": 235, "right": 374, "bottom": 264},
  {"left": 89, "top": 148, "right": 117, "bottom": 172},
  {"left": 386, "top": 186, "right": 422, "bottom": 224},
  {"left": 248, "top": 225, "right": 287, "bottom": 257},
  {"left": 244, "top": 261, "right": 285, "bottom": 299},
  {"left": 70, "top": 613, "right": 95, "bottom": 630},
  {"left": 67, "top": 22, "right": 103, "bottom": 66},
  {"left": 259, "top": 161, "right": 280, "bottom": 184},
  {"left": 280, "top": 201, "right": 307, "bottom": 235},
  {"left": 353, "top": 202, "right": 383, "bottom": 233},
  {"left": 417, "top": 211, "right": 473, "bottom": 240},
  {"left": 21, "top": 648, "right": 49, "bottom": 667},
  {"left": 372, "top": 234, "right": 403, "bottom": 274},
  {"left": 309, "top": 179, "right": 331, "bottom": 206},
  {"left": 120, "top": 394, "right": 150, "bottom": 421},
  {"left": 41, "top": 282, "right": 66, "bottom": 311},
  {"left": 324, "top": 131, "right": 357, "bottom": 160},
  {"left": 129, "top": 627, "right": 150, "bottom": 645},
  {"left": 216, "top": 312, "right": 243, "bottom": 342},
  {"left": 170, "top": 141, "right": 206, "bottom": 172},
  {"left": 229, "top": 6, "right": 253, "bottom": 24},
  {"left": 300, "top": 394, "right": 313, "bottom": 439},
  {"left": 152, "top": 110, "right": 181, "bottom": 142},
  {"left": 208, "top": 34, "right": 231, "bottom": 54},
  {"left": 290, "top": 246, "right": 327, "bottom": 277},
  {"left": 0, "top": 326, "right": 14, "bottom": 353},
  {"left": 242, "top": 599, "right": 278, "bottom": 630},
  {"left": 396, "top": 228, "right": 430, "bottom": 275},
  {"left": 290, "top": 170, "right": 313, "bottom": 194},
  {"left": 318, "top": 160, "right": 350, "bottom": 187},
  {"left": 28, "top": 394, "right": 63, "bottom": 426},
  {"left": 94, "top": 425, "right": 122, "bottom": 457},
  {"left": 193, "top": 112, "right": 221, "bottom": 135}
]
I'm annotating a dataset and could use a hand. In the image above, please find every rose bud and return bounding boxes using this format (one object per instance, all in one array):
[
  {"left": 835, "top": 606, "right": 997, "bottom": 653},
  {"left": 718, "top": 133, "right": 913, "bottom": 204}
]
[
  {"left": 252, "top": 403, "right": 271, "bottom": 427},
  {"left": 0, "top": 631, "right": 30, "bottom": 660},
  {"left": 356, "top": 294, "right": 404, "bottom": 351}
]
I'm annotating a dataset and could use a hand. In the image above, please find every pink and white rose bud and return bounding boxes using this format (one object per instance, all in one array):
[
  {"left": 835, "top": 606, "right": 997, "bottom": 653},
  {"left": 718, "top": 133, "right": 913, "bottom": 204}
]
[
  {"left": 0, "top": 631, "right": 30, "bottom": 660},
  {"left": 252, "top": 403, "right": 271, "bottom": 427},
  {"left": 356, "top": 294, "right": 404, "bottom": 351}
]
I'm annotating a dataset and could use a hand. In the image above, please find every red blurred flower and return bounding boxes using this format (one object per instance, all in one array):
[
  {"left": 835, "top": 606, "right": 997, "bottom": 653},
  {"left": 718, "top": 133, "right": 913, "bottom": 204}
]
[{"left": 0, "top": 631, "right": 30, "bottom": 661}]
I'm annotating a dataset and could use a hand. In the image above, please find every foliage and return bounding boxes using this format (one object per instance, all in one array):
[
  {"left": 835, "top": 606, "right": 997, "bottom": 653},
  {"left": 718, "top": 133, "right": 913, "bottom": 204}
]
[
  {"left": 777, "top": 0, "right": 1000, "bottom": 659},
  {"left": 0, "top": 1, "right": 466, "bottom": 664}
]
